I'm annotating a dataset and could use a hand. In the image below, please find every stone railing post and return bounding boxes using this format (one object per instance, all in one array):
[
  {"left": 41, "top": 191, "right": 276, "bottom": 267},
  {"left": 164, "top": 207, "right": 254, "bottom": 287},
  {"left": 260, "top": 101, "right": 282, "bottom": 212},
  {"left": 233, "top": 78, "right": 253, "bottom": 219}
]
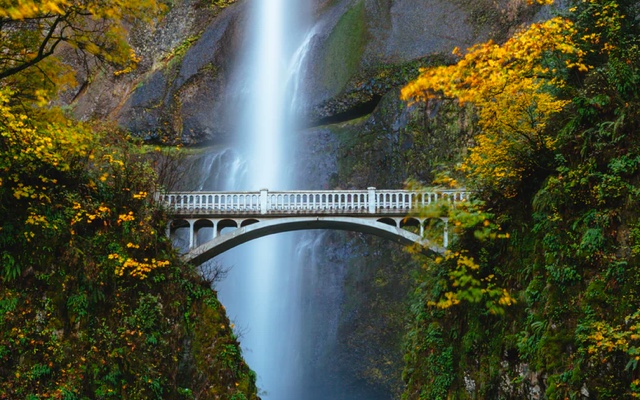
[
  {"left": 188, "top": 219, "right": 195, "bottom": 249},
  {"left": 260, "top": 189, "right": 268, "bottom": 214},
  {"left": 368, "top": 187, "right": 376, "bottom": 213},
  {"left": 442, "top": 217, "right": 449, "bottom": 248}
]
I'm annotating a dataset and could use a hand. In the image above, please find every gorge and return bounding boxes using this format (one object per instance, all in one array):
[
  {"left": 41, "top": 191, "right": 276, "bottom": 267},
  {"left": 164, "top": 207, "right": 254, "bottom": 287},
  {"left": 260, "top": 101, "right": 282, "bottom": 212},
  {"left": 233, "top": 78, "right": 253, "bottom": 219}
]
[
  {"left": 4, "top": 0, "right": 640, "bottom": 398},
  {"left": 68, "top": 0, "right": 556, "bottom": 397}
]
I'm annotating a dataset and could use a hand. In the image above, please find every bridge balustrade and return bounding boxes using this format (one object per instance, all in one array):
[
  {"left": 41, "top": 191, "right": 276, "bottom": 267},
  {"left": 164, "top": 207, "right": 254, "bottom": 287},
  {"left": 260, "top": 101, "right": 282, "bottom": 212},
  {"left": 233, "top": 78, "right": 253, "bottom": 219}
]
[
  {"left": 160, "top": 188, "right": 470, "bottom": 262},
  {"left": 157, "top": 188, "right": 468, "bottom": 216}
]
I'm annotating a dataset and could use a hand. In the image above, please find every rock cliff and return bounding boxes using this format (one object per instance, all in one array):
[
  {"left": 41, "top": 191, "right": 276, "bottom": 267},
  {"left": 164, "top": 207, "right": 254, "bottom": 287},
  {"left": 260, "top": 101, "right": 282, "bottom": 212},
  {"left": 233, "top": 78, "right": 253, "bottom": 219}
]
[{"left": 66, "top": 0, "right": 552, "bottom": 396}]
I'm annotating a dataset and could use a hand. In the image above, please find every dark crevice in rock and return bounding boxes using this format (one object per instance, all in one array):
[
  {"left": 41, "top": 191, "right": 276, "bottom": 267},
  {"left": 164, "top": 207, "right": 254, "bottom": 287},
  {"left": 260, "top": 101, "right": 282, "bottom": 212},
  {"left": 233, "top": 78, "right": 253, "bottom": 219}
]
[{"left": 307, "top": 94, "right": 382, "bottom": 127}]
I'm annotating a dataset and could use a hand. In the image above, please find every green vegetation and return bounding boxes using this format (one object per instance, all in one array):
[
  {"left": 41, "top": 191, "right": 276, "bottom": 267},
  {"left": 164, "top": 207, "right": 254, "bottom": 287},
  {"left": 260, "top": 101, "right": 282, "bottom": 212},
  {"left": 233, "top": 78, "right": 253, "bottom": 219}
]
[
  {"left": 0, "top": 3, "right": 257, "bottom": 399},
  {"left": 321, "top": 0, "right": 366, "bottom": 96},
  {"left": 400, "top": 0, "right": 640, "bottom": 398}
]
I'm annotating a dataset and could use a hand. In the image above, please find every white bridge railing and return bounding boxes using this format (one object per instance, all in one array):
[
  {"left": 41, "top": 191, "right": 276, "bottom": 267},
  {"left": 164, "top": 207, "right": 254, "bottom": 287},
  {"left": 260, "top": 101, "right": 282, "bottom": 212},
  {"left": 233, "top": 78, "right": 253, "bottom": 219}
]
[{"left": 157, "top": 187, "right": 469, "bottom": 216}]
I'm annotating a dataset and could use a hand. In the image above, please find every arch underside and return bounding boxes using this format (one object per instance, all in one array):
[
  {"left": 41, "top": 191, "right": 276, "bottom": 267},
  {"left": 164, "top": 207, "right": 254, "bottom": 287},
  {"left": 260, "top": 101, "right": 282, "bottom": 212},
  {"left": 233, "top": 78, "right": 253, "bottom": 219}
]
[{"left": 184, "top": 216, "right": 443, "bottom": 266}]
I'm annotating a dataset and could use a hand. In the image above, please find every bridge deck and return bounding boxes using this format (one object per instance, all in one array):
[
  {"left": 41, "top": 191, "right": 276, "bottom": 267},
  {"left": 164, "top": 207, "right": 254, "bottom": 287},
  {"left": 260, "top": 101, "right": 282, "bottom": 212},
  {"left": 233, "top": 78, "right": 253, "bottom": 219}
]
[{"left": 160, "top": 188, "right": 469, "bottom": 263}]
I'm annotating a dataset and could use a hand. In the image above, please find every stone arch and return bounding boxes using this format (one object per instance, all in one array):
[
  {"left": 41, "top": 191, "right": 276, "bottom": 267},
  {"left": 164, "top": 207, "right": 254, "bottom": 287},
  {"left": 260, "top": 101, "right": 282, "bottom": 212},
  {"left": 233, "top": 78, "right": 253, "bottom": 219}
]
[
  {"left": 377, "top": 217, "right": 397, "bottom": 227},
  {"left": 184, "top": 216, "right": 443, "bottom": 266},
  {"left": 216, "top": 219, "right": 238, "bottom": 235},
  {"left": 241, "top": 218, "right": 260, "bottom": 227},
  {"left": 400, "top": 217, "right": 421, "bottom": 236},
  {"left": 194, "top": 219, "right": 214, "bottom": 247},
  {"left": 169, "top": 219, "right": 190, "bottom": 252},
  {"left": 423, "top": 217, "right": 447, "bottom": 247}
]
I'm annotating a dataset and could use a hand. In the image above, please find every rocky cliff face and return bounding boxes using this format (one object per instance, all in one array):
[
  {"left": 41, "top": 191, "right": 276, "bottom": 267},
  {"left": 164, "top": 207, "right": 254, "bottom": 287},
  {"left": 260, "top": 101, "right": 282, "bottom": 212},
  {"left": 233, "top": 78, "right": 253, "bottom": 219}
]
[
  {"left": 68, "top": 0, "right": 544, "bottom": 143},
  {"left": 67, "top": 0, "right": 551, "bottom": 397}
]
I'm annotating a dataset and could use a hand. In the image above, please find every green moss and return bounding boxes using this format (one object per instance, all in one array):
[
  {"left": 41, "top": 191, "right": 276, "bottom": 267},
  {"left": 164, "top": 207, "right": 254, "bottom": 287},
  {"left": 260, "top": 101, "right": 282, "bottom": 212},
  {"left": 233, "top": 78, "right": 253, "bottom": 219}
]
[
  {"left": 164, "top": 34, "right": 202, "bottom": 67},
  {"left": 312, "top": 53, "right": 453, "bottom": 123},
  {"left": 321, "top": 0, "right": 366, "bottom": 95}
]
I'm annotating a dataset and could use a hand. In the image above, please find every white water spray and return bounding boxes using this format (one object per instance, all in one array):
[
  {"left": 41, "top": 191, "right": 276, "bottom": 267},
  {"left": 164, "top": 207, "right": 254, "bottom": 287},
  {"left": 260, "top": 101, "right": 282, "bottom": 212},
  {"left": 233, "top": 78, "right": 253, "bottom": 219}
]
[{"left": 210, "top": 0, "right": 313, "bottom": 398}]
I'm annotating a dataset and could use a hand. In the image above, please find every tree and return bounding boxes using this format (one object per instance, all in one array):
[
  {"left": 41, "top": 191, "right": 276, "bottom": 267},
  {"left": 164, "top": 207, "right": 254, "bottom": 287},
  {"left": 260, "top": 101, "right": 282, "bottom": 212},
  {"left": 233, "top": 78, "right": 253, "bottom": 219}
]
[
  {"left": 0, "top": 0, "right": 164, "bottom": 101},
  {"left": 401, "top": 0, "right": 640, "bottom": 398},
  {"left": 401, "top": 14, "right": 587, "bottom": 199}
]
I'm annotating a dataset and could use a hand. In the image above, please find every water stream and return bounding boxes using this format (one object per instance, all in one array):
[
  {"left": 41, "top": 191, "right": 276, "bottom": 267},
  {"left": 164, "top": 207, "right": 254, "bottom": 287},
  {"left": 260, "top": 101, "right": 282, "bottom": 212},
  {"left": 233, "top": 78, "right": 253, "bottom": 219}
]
[{"left": 198, "top": 0, "right": 312, "bottom": 397}]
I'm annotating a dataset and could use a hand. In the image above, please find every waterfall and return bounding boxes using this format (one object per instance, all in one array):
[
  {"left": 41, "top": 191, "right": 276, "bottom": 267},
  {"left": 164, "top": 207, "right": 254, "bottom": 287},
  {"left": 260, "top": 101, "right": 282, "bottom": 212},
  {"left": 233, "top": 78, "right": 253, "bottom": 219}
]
[{"left": 196, "top": 0, "right": 312, "bottom": 398}]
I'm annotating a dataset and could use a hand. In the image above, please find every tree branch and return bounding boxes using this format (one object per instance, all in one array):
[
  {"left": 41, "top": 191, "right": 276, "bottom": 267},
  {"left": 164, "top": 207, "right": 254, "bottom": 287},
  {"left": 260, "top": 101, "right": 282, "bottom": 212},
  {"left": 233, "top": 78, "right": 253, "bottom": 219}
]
[{"left": 0, "top": 15, "right": 66, "bottom": 80}]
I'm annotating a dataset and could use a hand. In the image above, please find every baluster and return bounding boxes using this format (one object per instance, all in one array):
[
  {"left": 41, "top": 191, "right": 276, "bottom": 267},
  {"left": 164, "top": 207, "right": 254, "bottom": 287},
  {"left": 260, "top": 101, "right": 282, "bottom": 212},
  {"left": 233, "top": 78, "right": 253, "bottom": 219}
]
[{"left": 188, "top": 219, "right": 194, "bottom": 249}]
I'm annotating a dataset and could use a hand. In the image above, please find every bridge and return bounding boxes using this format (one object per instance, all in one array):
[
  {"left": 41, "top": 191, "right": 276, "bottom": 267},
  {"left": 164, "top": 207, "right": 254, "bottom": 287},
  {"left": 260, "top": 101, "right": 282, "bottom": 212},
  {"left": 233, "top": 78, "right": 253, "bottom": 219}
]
[{"left": 157, "top": 187, "right": 469, "bottom": 266}]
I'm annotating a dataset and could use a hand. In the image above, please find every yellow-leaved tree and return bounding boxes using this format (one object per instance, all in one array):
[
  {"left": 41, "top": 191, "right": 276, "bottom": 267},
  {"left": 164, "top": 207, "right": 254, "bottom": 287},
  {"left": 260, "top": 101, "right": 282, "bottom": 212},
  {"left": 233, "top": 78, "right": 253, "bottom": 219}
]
[
  {"left": 0, "top": 0, "right": 164, "bottom": 101},
  {"left": 401, "top": 15, "right": 588, "bottom": 197}
]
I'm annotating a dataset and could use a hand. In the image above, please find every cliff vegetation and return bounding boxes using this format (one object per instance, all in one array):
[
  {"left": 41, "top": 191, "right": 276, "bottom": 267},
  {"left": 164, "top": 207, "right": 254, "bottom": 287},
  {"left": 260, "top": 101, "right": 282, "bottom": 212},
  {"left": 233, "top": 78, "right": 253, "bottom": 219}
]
[
  {"left": 401, "top": 0, "right": 640, "bottom": 398},
  {"left": 0, "top": 2, "right": 257, "bottom": 399}
]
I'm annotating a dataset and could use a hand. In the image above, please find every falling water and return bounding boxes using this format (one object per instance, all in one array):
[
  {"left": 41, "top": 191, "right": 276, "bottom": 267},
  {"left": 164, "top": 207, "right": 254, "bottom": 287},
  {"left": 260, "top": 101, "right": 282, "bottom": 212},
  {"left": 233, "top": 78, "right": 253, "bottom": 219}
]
[{"left": 201, "top": 0, "right": 312, "bottom": 398}]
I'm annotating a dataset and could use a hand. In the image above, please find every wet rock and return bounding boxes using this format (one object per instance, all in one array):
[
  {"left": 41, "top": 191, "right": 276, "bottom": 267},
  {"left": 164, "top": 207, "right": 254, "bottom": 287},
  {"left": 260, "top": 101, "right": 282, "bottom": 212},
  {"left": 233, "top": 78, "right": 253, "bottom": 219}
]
[
  {"left": 68, "top": 0, "right": 548, "bottom": 143},
  {"left": 116, "top": 2, "right": 245, "bottom": 144}
]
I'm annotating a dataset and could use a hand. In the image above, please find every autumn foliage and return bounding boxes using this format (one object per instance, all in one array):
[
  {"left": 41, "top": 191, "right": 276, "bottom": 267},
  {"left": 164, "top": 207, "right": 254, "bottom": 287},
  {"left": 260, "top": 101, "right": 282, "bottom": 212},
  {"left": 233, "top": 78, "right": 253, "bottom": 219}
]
[
  {"left": 401, "top": 0, "right": 640, "bottom": 398},
  {"left": 0, "top": 1, "right": 258, "bottom": 398},
  {"left": 401, "top": 16, "right": 588, "bottom": 197},
  {"left": 0, "top": 0, "right": 164, "bottom": 101}
]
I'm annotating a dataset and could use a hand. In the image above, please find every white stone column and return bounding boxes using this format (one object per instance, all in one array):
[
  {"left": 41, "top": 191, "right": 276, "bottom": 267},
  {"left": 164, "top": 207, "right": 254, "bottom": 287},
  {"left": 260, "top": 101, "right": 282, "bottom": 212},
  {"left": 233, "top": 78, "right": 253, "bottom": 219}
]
[
  {"left": 442, "top": 217, "right": 449, "bottom": 248},
  {"left": 188, "top": 219, "right": 195, "bottom": 249},
  {"left": 260, "top": 189, "right": 268, "bottom": 214},
  {"left": 367, "top": 187, "right": 376, "bottom": 213}
]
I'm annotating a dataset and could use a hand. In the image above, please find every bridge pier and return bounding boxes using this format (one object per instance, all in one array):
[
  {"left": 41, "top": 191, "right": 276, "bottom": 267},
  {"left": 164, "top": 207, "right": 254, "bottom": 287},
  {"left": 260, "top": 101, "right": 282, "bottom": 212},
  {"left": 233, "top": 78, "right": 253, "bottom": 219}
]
[
  {"left": 260, "top": 189, "right": 268, "bottom": 214},
  {"left": 442, "top": 218, "right": 449, "bottom": 248}
]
